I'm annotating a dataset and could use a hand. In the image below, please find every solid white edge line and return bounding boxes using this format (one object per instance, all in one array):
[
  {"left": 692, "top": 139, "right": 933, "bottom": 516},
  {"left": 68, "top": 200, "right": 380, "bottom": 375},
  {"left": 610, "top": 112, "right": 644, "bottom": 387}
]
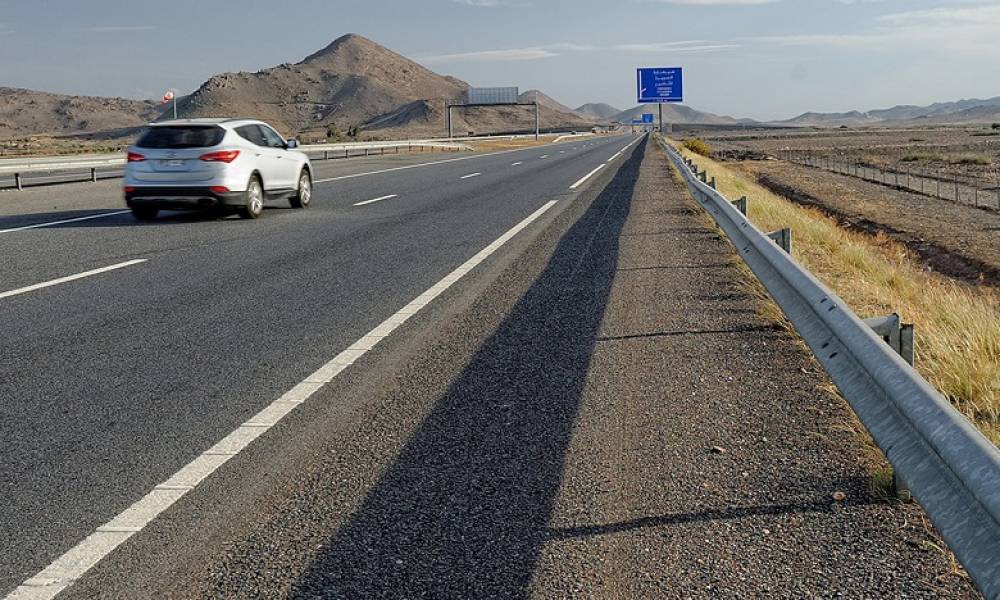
[
  {"left": 459, "top": 172, "right": 481, "bottom": 179},
  {"left": 0, "top": 259, "right": 147, "bottom": 301},
  {"left": 0, "top": 210, "right": 132, "bottom": 235},
  {"left": 6, "top": 199, "right": 562, "bottom": 600},
  {"left": 353, "top": 194, "right": 398, "bottom": 207},
  {"left": 311, "top": 134, "right": 627, "bottom": 184},
  {"left": 568, "top": 134, "right": 644, "bottom": 192},
  {"left": 569, "top": 164, "right": 606, "bottom": 191}
]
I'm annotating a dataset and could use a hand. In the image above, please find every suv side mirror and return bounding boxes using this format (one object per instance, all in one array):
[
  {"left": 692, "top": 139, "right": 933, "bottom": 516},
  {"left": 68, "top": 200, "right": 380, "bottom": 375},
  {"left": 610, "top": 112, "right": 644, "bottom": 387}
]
[{"left": 285, "top": 139, "right": 300, "bottom": 149}]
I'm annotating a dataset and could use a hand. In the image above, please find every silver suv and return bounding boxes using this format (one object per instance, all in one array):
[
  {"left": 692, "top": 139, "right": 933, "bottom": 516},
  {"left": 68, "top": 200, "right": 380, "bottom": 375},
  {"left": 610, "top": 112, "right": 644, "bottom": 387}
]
[{"left": 124, "top": 118, "right": 313, "bottom": 220}]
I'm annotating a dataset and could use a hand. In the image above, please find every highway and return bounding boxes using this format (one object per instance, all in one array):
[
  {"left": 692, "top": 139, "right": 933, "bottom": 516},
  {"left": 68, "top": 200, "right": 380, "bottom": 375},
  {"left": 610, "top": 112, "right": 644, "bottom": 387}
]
[
  {"left": 0, "top": 134, "right": 639, "bottom": 597},
  {"left": 0, "top": 134, "right": 981, "bottom": 599}
]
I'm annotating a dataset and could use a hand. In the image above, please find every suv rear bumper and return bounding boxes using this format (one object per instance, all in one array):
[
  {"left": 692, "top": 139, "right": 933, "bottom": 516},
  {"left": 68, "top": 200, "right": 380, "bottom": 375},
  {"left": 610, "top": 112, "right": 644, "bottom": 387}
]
[{"left": 125, "top": 186, "right": 244, "bottom": 210}]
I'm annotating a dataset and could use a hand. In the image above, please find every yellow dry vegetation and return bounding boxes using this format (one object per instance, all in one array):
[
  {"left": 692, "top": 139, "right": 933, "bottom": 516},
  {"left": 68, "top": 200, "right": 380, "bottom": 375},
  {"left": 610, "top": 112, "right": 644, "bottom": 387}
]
[{"left": 670, "top": 141, "right": 1000, "bottom": 447}]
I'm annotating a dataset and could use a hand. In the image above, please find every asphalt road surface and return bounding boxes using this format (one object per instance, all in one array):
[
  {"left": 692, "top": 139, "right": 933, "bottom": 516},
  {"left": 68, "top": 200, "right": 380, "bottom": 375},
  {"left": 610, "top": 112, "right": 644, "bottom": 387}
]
[
  {"left": 0, "top": 134, "right": 639, "bottom": 597},
  {"left": 1, "top": 135, "right": 977, "bottom": 598}
]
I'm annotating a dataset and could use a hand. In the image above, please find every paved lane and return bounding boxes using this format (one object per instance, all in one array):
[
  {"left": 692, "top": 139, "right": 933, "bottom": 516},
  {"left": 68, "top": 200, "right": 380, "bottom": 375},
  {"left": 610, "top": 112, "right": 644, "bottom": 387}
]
[{"left": 0, "top": 135, "right": 639, "bottom": 596}]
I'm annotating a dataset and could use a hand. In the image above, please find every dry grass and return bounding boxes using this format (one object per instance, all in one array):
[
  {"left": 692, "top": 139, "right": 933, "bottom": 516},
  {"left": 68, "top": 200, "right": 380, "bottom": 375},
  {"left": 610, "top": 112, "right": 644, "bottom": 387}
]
[
  {"left": 671, "top": 141, "right": 1000, "bottom": 447},
  {"left": 900, "top": 152, "right": 992, "bottom": 165}
]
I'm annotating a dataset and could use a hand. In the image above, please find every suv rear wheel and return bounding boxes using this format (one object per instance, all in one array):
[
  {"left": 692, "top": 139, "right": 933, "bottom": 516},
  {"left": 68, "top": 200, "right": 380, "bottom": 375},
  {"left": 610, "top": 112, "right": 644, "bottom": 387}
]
[
  {"left": 239, "top": 175, "right": 264, "bottom": 219},
  {"left": 289, "top": 169, "right": 312, "bottom": 209}
]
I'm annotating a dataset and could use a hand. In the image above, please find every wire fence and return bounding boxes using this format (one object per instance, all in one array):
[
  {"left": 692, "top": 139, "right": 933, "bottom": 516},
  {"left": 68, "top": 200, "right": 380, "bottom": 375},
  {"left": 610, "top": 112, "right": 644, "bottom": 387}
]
[{"left": 779, "top": 151, "right": 1000, "bottom": 212}]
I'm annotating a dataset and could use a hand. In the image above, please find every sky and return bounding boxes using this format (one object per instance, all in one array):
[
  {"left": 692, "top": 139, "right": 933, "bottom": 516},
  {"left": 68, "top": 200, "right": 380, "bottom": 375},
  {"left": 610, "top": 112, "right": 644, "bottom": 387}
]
[{"left": 1, "top": 0, "right": 998, "bottom": 121}]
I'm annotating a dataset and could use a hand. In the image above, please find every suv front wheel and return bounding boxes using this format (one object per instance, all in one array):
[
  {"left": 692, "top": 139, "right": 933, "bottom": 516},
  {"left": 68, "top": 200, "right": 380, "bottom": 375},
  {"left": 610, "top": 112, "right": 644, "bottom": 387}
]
[
  {"left": 289, "top": 169, "right": 312, "bottom": 208},
  {"left": 239, "top": 175, "right": 264, "bottom": 219}
]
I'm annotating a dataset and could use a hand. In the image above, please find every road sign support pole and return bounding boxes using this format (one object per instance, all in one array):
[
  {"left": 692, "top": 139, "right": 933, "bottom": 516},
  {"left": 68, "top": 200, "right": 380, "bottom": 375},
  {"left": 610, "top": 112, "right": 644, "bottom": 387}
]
[
  {"left": 659, "top": 103, "right": 663, "bottom": 133},
  {"left": 447, "top": 105, "right": 453, "bottom": 141},
  {"left": 534, "top": 102, "right": 539, "bottom": 141}
]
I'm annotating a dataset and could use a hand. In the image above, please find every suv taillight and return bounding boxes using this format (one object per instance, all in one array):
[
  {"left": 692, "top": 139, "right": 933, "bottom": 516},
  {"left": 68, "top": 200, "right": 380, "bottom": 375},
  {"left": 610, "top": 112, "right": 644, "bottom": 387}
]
[
  {"left": 199, "top": 150, "right": 240, "bottom": 163},
  {"left": 127, "top": 152, "right": 146, "bottom": 162}
]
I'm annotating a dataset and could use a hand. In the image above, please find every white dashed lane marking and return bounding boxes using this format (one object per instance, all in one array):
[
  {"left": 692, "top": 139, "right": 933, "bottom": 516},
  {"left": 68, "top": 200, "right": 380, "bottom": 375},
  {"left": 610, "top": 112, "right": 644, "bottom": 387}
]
[
  {"left": 0, "top": 259, "right": 147, "bottom": 301},
  {"left": 353, "top": 194, "right": 398, "bottom": 206}
]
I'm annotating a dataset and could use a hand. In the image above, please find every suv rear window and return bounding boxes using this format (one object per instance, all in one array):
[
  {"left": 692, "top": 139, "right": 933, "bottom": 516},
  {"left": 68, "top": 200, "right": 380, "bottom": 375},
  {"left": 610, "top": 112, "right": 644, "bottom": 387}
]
[{"left": 136, "top": 126, "right": 225, "bottom": 149}]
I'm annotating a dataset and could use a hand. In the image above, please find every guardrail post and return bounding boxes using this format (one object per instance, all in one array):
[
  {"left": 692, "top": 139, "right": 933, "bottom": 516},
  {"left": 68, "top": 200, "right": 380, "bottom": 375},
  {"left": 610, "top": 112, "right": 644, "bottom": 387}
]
[
  {"left": 733, "top": 196, "right": 747, "bottom": 216},
  {"left": 15, "top": 172, "right": 22, "bottom": 191},
  {"left": 862, "top": 313, "right": 916, "bottom": 500},
  {"left": 708, "top": 177, "right": 717, "bottom": 190},
  {"left": 766, "top": 228, "right": 792, "bottom": 253},
  {"left": 324, "top": 151, "right": 329, "bottom": 160},
  {"left": 90, "top": 168, "right": 97, "bottom": 182},
  {"left": 699, "top": 170, "right": 708, "bottom": 183}
]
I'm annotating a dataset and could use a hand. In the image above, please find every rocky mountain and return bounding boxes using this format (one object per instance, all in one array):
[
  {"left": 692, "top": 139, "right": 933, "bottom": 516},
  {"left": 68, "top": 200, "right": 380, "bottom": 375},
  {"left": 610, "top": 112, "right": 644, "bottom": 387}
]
[
  {"left": 611, "top": 104, "right": 742, "bottom": 126},
  {"left": 775, "top": 110, "right": 880, "bottom": 127},
  {"left": 178, "top": 34, "right": 592, "bottom": 138},
  {"left": 776, "top": 97, "right": 1000, "bottom": 127},
  {"left": 575, "top": 103, "right": 621, "bottom": 120},
  {"left": 0, "top": 87, "right": 162, "bottom": 140},
  {"left": 0, "top": 34, "right": 593, "bottom": 141},
  {"left": 177, "top": 34, "right": 468, "bottom": 137}
]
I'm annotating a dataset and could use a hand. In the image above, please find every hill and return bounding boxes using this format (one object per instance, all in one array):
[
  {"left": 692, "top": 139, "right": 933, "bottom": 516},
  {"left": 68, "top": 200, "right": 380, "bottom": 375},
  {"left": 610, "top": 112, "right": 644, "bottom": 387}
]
[
  {"left": 0, "top": 87, "right": 162, "bottom": 140},
  {"left": 575, "top": 103, "right": 621, "bottom": 120},
  {"left": 776, "top": 96, "right": 1000, "bottom": 127},
  {"left": 179, "top": 34, "right": 592, "bottom": 138},
  {"left": 611, "top": 104, "right": 742, "bottom": 126}
]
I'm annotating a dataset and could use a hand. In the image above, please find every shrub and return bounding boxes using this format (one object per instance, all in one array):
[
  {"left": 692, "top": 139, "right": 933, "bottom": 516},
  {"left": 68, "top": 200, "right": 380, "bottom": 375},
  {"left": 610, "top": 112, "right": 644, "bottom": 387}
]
[{"left": 682, "top": 138, "right": 712, "bottom": 157}]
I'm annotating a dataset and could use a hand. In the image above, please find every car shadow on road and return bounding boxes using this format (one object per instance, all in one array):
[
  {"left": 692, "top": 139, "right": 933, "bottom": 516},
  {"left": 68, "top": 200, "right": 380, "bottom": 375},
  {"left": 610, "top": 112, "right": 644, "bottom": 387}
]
[{"left": 288, "top": 140, "right": 648, "bottom": 599}]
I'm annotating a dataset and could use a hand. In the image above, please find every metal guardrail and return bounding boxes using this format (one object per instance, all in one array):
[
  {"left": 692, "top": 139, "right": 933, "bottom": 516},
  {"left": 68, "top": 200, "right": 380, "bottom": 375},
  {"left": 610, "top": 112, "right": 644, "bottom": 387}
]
[
  {"left": 0, "top": 140, "right": 474, "bottom": 190},
  {"left": 0, "top": 131, "right": 610, "bottom": 190},
  {"left": 659, "top": 137, "right": 1000, "bottom": 598}
]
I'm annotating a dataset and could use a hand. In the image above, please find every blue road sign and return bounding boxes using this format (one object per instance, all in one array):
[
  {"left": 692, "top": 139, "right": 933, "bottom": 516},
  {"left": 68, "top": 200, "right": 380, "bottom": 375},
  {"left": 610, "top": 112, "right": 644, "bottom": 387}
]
[
  {"left": 637, "top": 67, "right": 683, "bottom": 103},
  {"left": 642, "top": 113, "right": 654, "bottom": 124}
]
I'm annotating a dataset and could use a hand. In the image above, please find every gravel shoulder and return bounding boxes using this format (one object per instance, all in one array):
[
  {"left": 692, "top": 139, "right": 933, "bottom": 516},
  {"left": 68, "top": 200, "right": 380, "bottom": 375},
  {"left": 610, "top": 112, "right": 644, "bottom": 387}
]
[
  {"left": 62, "top": 139, "right": 978, "bottom": 598},
  {"left": 733, "top": 160, "right": 1000, "bottom": 288}
]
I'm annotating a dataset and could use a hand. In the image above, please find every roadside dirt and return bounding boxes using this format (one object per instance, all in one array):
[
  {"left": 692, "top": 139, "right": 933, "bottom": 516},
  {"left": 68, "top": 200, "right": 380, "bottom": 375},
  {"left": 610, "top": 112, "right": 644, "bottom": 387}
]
[{"left": 733, "top": 160, "right": 1000, "bottom": 288}]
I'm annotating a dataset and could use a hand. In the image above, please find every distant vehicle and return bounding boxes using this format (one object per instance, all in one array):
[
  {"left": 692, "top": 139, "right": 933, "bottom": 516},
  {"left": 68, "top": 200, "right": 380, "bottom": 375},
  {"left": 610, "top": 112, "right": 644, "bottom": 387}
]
[{"left": 123, "top": 118, "right": 312, "bottom": 220}]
